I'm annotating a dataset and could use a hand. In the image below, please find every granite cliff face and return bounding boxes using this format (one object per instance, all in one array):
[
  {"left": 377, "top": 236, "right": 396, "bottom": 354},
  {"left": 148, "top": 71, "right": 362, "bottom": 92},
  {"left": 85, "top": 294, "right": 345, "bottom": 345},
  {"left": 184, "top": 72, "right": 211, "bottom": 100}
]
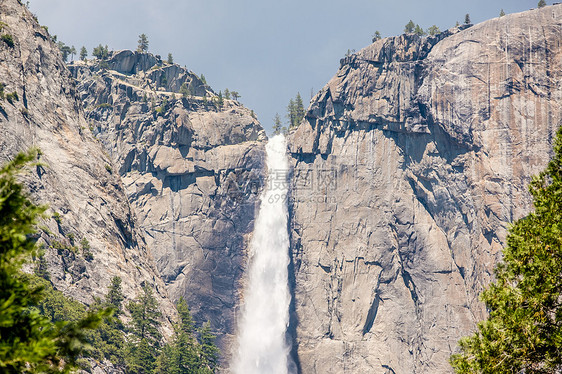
[
  {"left": 288, "top": 5, "right": 561, "bottom": 373},
  {"left": 1, "top": 0, "right": 265, "bottom": 366},
  {"left": 2, "top": 0, "right": 561, "bottom": 372},
  {"left": 0, "top": 0, "right": 175, "bottom": 354},
  {"left": 69, "top": 53, "right": 267, "bottom": 356}
]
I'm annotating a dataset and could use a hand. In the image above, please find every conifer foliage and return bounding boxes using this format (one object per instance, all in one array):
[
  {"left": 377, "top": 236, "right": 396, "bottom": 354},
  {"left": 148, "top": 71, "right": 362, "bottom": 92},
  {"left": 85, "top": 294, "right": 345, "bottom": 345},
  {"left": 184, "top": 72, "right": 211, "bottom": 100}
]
[
  {"left": 451, "top": 127, "right": 562, "bottom": 373},
  {"left": 0, "top": 150, "right": 104, "bottom": 372},
  {"left": 0, "top": 151, "right": 221, "bottom": 372},
  {"left": 80, "top": 46, "right": 87, "bottom": 61},
  {"left": 137, "top": 34, "right": 149, "bottom": 53},
  {"left": 126, "top": 284, "right": 162, "bottom": 373},
  {"left": 272, "top": 113, "right": 285, "bottom": 135},
  {"left": 92, "top": 44, "right": 109, "bottom": 60},
  {"left": 124, "top": 289, "right": 220, "bottom": 374},
  {"left": 155, "top": 298, "right": 219, "bottom": 374},
  {"left": 286, "top": 92, "right": 305, "bottom": 129},
  {"left": 404, "top": 20, "right": 415, "bottom": 33}
]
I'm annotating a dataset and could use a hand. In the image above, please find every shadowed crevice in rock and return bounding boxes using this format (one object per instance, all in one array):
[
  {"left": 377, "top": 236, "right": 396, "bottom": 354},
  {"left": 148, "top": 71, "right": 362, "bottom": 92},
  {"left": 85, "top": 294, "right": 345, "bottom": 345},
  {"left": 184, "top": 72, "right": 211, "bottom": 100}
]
[
  {"left": 382, "top": 364, "right": 397, "bottom": 373},
  {"left": 400, "top": 268, "right": 419, "bottom": 311},
  {"left": 286, "top": 198, "right": 303, "bottom": 374},
  {"left": 362, "top": 292, "right": 381, "bottom": 335}
]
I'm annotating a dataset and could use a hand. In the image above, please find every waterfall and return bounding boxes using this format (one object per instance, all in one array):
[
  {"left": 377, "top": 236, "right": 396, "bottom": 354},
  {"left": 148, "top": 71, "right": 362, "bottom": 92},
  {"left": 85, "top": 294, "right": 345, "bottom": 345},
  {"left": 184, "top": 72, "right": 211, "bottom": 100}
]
[{"left": 233, "top": 134, "right": 295, "bottom": 374}]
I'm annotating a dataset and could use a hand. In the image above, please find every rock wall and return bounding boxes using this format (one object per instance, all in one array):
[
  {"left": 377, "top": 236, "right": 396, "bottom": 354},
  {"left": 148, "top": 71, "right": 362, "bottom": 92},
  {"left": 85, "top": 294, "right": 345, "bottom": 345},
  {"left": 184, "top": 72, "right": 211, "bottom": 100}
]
[
  {"left": 0, "top": 0, "right": 175, "bottom": 344},
  {"left": 3, "top": 0, "right": 561, "bottom": 372},
  {"left": 287, "top": 5, "right": 562, "bottom": 373},
  {"left": 69, "top": 54, "right": 267, "bottom": 357}
]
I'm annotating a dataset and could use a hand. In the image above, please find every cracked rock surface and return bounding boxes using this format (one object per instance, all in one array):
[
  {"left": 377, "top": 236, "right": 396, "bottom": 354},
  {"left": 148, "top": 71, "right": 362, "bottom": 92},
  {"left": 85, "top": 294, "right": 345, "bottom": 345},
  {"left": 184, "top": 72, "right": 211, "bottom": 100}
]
[
  {"left": 0, "top": 0, "right": 176, "bottom": 364},
  {"left": 69, "top": 53, "right": 267, "bottom": 359},
  {"left": 288, "top": 5, "right": 561, "bottom": 373}
]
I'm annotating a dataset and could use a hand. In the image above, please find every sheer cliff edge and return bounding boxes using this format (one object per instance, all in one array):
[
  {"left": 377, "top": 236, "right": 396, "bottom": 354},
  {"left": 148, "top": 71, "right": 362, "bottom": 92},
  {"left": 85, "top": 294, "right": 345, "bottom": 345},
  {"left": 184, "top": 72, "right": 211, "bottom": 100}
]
[{"left": 287, "top": 5, "right": 561, "bottom": 374}]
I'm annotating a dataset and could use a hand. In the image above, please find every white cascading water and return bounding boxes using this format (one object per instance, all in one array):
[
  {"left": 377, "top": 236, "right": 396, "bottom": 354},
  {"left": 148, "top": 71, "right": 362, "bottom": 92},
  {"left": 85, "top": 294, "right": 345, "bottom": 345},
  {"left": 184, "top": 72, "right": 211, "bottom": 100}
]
[{"left": 233, "top": 134, "right": 294, "bottom": 374}]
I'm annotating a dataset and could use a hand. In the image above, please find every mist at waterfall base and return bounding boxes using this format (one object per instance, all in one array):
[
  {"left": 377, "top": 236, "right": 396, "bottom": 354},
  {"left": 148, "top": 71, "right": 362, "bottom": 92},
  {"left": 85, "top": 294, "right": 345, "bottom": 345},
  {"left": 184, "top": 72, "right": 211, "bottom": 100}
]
[{"left": 233, "top": 135, "right": 296, "bottom": 374}]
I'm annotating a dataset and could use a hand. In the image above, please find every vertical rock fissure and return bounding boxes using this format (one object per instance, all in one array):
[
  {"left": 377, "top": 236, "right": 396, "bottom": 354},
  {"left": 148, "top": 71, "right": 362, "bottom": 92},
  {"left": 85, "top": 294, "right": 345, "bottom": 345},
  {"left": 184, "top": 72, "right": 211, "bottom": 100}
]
[
  {"left": 362, "top": 292, "right": 381, "bottom": 335},
  {"left": 233, "top": 135, "right": 296, "bottom": 374},
  {"left": 286, "top": 220, "right": 303, "bottom": 374}
]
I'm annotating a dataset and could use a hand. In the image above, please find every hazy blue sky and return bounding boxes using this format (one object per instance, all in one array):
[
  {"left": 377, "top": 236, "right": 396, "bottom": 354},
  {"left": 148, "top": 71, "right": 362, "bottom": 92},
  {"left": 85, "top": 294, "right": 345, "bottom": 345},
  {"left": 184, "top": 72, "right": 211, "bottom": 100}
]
[{"left": 29, "top": 0, "right": 540, "bottom": 133}]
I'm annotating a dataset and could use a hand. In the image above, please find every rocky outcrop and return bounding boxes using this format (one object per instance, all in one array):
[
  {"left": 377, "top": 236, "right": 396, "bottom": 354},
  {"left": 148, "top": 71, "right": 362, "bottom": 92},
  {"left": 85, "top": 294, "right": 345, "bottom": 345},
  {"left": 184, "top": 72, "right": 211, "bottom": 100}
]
[
  {"left": 0, "top": 0, "right": 175, "bottom": 341},
  {"left": 69, "top": 53, "right": 267, "bottom": 358},
  {"left": 288, "top": 5, "right": 562, "bottom": 373},
  {"left": 4, "top": 0, "right": 560, "bottom": 372}
]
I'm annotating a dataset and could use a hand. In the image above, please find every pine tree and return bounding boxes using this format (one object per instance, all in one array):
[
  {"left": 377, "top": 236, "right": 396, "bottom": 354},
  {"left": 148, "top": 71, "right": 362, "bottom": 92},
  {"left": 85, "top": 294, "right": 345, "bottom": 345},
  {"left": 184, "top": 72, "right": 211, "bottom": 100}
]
[
  {"left": 372, "top": 30, "right": 382, "bottom": 42},
  {"left": 414, "top": 24, "right": 426, "bottom": 36},
  {"left": 155, "top": 298, "right": 203, "bottom": 374},
  {"left": 217, "top": 91, "right": 224, "bottom": 107},
  {"left": 128, "top": 338, "right": 157, "bottom": 374},
  {"left": 106, "top": 276, "right": 124, "bottom": 316},
  {"left": 176, "top": 298, "right": 194, "bottom": 337},
  {"left": 273, "top": 113, "right": 282, "bottom": 135},
  {"left": 85, "top": 277, "right": 127, "bottom": 368},
  {"left": 451, "top": 126, "right": 562, "bottom": 373},
  {"left": 465, "top": 13, "right": 471, "bottom": 25},
  {"left": 404, "top": 20, "right": 415, "bottom": 33},
  {"left": 70, "top": 45, "right": 76, "bottom": 61},
  {"left": 34, "top": 250, "right": 50, "bottom": 280},
  {"left": 224, "top": 88, "right": 230, "bottom": 100},
  {"left": 538, "top": 0, "right": 547, "bottom": 8},
  {"left": 180, "top": 82, "right": 189, "bottom": 98},
  {"left": 94, "top": 312, "right": 126, "bottom": 368},
  {"left": 57, "top": 41, "right": 71, "bottom": 62},
  {"left": 173, "top": 298, "right": 199, "bottom": 373},
  {"left": 132, "top": 287, "right": 161, "bottom": 331},
  {"left": 286, "top": 98, "right": 296, "bottom": 128},
  {"left": 155, "top": 343, "right": 179, "bottom": 374},
  {"left": 427, "top": 25, "right": 440, "bottom": 36},
  {"left": 294, "top": 92, "right": 305, "bottom": 127},
  {"left": 167, "top": 53, "right": 173, "bottom": 64},
  {"left": 137, "top": 33, "right": 149, "bottom": 53},
  {"left": 0, "top": 150, "right": 104, "bottom": 372},
  {"left": 198, "top": 321, "right": 219, "bottom": 373},
  {"left": 92, "top": 44, "right": 109, "bottom": 60},
  {"left": 80, "top": 46, "right": 88, "bottom": 60},
  {"left": 286, "top": 94, "right": 305, "bottom": 129},
  {"left": 126, "top": 283, "right": 162, "bottom": 373},
  {"left": 230, "top": 91, "right": 240, "bottom": 101},
  {"left": 499, "top": 9, "right": 506, "bottom": 17}
]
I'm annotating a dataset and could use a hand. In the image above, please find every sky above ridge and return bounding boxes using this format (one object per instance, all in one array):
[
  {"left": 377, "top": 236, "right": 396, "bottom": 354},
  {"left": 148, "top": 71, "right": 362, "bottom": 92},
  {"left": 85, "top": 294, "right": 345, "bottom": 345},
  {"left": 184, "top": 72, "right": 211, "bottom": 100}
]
[{"left": 29, "top": 0, "right": 540, "bottom": 134}]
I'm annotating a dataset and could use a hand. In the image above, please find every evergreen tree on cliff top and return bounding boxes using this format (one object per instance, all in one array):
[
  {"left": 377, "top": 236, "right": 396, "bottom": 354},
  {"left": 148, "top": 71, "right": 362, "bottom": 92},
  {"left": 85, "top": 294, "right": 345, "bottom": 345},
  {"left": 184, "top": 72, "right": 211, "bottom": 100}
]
[
  {"left": 451, "top": 126, "right": 562, "bottom": 373},
  {"left": 273, "top": 113, "right": 283, "bottom": 135},
  {"left": 137, "top": 33, "right": 149, "bottom": 53},
  {"left": 404, "top": 20, "right": 415, "bottom": 33},
  {"left": 79, "top": 46, "right": 88, "bottom": 61}
]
